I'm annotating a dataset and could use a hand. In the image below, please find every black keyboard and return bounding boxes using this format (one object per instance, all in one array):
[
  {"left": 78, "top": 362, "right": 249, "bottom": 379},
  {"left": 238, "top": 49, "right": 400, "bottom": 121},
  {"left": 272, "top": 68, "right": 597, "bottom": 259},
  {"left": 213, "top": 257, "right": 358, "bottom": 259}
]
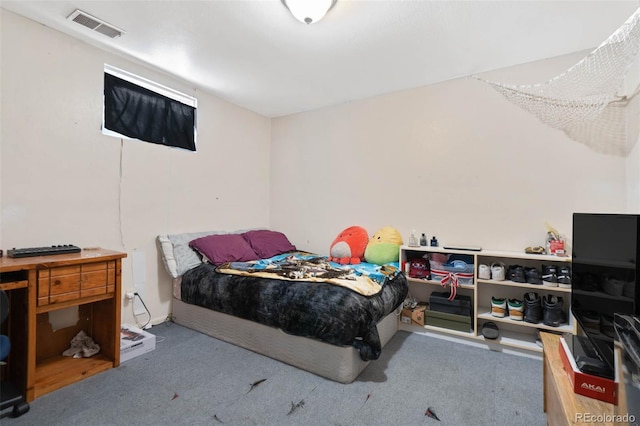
[{"left": 7, "top": 245, "right": 81, "bottom": 258}]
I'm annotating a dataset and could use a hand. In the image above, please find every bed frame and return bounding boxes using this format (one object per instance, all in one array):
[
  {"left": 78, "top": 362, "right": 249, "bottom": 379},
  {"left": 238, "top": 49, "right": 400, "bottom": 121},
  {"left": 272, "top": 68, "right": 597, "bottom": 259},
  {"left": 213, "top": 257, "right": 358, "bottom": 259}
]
[
  {"left": 172, "top": 297, "right": 399, "bottom": 383},
  {"left": 158, "top": 232, "right": 400, "bottom": 383}
]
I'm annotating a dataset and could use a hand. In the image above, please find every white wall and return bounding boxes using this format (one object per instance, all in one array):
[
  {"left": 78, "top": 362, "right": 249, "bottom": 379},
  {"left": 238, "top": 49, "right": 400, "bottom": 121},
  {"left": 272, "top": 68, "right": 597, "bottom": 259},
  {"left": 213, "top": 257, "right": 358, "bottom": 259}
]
[
  {"left": 625, "top": 54, "right": 640, "bottom": 212},
  {"left": 2, "top": 8, "right": 637, "bottom": 328},
  {"left": 628, "top": 134, "right": 640, "bottom": 211},
  {"left": 0, "top": 10, "right": 271, "bottom": 326},
  {"left": 270, "top": 53, "right": 630, "bottom": 255}
]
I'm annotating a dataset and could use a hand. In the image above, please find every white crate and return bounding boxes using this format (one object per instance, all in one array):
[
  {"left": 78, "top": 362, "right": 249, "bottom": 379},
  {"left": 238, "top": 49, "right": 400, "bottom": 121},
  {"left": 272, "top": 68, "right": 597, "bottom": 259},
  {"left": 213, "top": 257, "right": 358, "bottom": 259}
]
[{"left": 120, "top": 323, "right": 156, "bottom": 362}]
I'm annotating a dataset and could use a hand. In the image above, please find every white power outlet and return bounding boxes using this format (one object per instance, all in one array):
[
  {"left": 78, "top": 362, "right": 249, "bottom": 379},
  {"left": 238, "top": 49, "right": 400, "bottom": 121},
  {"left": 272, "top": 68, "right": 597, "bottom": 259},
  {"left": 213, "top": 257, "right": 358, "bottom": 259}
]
[{"left": 125, "top": 290, "right": 135, "bottom": 300}]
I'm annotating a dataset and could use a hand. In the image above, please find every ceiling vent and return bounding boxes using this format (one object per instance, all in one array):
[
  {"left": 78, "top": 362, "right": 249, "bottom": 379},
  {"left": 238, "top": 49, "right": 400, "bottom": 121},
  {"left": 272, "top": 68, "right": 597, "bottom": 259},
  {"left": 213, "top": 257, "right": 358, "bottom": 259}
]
[{"left": 67, "top": 9, "right": 124, "bottom": 39}]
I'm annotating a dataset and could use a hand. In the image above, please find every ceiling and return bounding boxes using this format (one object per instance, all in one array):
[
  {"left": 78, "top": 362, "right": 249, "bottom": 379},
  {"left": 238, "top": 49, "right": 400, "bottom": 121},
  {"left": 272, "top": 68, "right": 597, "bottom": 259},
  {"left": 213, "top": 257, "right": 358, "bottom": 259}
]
[{"left": 2, "top": 0, "right": 639, "bottom": 117}]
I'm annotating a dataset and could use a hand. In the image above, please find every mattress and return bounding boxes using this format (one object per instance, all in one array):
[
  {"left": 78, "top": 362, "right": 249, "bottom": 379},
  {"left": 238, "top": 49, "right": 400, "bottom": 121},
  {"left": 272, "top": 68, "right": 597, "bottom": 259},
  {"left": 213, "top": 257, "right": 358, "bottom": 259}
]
[{"left": 172, "top": 297, "right": 399, "bottom": 383}]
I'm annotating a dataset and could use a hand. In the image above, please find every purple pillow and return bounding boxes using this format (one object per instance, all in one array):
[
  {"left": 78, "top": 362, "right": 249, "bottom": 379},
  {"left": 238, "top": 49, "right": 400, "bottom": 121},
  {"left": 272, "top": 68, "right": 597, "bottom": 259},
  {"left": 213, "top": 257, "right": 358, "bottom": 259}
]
[
  {"left": 242, "top": 230, "right": 296, "bottom": 259},
  {"left": 189, "top": 234, "right": 259, "bottom": 265}
]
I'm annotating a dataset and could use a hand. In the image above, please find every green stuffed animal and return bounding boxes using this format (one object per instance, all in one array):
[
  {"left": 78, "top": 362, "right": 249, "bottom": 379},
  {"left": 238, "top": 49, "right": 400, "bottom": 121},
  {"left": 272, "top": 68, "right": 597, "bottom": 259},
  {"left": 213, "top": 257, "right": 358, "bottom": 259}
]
[{"left": 364, "top": 226, "right": 403, "bottom": 265}]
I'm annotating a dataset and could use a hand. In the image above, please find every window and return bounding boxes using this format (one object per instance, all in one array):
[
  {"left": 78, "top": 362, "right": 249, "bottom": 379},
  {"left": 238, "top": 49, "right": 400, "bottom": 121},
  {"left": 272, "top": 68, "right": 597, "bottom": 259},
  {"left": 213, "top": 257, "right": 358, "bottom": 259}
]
[{"left": 103, "top": 64, "right": 197, "bottom": 151}]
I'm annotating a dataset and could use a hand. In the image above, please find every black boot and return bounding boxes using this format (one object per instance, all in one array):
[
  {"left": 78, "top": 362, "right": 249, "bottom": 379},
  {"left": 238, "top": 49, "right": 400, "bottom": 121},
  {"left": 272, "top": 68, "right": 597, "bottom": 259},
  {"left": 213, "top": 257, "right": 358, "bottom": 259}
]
[
  {"left": 542, "top": 295, "right": 565, "bottom": 327},
  {"left": 558, "top": 265, "right": 572, "bottom": 288},
  {"left": 524, "top": 292, "right": 542, "bottom": 324},
  {"left": 542, "top": 265, "right": 558, "bottom": 287}
]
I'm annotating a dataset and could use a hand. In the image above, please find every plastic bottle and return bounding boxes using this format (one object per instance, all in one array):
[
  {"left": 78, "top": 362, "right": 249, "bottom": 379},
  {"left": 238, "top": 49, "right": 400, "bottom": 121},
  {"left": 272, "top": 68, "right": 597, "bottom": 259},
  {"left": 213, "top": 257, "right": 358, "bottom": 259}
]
[
  {"left": 409, "top": 230, "right": 419, "bottom": 247},
  {"left": 420, "top": 233, "right": 427, "bottom": 246}
]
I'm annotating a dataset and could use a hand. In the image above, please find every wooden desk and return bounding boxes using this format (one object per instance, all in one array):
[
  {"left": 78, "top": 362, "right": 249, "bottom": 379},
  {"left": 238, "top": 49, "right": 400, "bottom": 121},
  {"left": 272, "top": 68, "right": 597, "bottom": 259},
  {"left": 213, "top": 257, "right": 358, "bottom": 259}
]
[
  {"left": 542, "top": 332, "right": 615, "bottom": 426},
  {"left": 0, "top": 249, "right": 126, "bottom": 401}
]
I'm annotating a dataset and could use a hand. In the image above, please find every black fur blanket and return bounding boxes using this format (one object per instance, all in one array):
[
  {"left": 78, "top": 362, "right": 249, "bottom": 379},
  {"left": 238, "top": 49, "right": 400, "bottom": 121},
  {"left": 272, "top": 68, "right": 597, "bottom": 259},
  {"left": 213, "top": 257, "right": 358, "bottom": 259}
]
[{"left": 180, "top": 263, "right": 408, "bottom": 361}]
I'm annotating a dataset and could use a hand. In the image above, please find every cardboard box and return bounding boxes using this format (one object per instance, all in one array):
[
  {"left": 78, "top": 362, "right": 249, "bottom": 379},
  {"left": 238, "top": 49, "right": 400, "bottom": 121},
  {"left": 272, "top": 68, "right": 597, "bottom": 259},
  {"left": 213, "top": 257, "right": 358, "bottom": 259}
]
[
  {"left": 425, "top": 309, "right": 472, "bottom": 333},
  {"left": 401, "top": 304, "right": 427, "bottom": 326},
  {"left": 559, "top": 336, "right": 618, "bottom": 404},
  {"left": 120, "top": 323, "right": 156, "bottom": 363}
]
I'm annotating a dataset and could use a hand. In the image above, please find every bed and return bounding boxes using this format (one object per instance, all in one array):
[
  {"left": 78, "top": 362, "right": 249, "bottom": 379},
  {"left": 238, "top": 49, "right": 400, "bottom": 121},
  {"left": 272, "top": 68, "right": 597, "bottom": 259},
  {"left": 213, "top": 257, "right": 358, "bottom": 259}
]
[{"left": 157, "top": 229, "right": 408, "bottom": 383}]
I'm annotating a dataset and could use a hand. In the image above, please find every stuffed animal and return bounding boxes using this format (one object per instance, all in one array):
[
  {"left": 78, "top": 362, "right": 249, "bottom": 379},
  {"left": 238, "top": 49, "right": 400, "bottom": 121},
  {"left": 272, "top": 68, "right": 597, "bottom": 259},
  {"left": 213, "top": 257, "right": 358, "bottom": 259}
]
[
  {"left": 364, "top": 226, "right": 403, "bottom": 265},
  {"left": 329, "top": 226, "right": 369, "bottom": 264}
]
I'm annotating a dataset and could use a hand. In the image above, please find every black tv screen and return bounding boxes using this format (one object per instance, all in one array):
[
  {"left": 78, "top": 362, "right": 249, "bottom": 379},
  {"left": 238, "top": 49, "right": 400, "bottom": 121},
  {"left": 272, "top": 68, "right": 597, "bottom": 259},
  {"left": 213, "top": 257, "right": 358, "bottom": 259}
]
[
  {"left": 573, "top": 214, "right": 638, "bottom": 265},
  {"left": 571, "top": 213, "right": 639, "bottom": 378}
]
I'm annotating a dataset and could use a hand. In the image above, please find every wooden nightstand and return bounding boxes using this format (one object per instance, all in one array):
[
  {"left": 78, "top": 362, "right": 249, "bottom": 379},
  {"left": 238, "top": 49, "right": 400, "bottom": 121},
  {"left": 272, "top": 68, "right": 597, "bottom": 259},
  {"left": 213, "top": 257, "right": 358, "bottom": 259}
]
[{"left": 0, "top": 248, "right": 126, "bottom": 401}]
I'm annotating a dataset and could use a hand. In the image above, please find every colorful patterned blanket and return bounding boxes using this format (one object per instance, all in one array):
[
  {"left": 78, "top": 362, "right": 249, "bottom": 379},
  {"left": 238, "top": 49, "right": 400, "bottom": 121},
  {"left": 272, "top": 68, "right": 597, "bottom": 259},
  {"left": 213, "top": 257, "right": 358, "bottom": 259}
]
[{"left": 216, "top": 252, "right": 399, "bottom": 296}]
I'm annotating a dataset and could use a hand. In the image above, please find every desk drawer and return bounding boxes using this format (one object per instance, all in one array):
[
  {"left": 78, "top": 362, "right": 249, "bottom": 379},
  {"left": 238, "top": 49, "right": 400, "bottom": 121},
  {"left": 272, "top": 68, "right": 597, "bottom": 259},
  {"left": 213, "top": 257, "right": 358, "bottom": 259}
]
[
  {"left": 38, "top": 267, "right": 81, "bottom": 306},
  {"left": 80, "top": 262, "right": 115, "bottom": 296},
  {"left": 37, "top": 262, "right": 115, "bottom": 306}
]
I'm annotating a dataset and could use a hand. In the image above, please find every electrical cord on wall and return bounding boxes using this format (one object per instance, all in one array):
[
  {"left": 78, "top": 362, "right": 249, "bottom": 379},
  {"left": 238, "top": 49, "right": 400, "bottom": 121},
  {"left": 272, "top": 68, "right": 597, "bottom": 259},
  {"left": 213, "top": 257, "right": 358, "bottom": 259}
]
[
  {"left": 118, "top": 138, "right": 126, "bottom": 251},
  {"left": 132, "top": 292, "right": 151, "bottom": 329}
]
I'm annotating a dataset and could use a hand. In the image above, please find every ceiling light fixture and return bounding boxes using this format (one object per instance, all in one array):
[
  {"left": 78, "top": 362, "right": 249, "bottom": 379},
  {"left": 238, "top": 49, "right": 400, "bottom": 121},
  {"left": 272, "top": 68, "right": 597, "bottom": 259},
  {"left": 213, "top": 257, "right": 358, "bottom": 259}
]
[{"left": 281, "top": 0, "right": 337, "bottom": 24}]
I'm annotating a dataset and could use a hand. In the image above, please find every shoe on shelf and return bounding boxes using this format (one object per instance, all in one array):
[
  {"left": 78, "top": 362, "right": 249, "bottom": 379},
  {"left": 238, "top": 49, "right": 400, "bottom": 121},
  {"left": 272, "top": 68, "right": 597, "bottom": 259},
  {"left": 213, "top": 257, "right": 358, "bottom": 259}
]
[
  {"left": 508, "top": 298, "right": 524, "bottom": 321},
  {"left": 525, "top": 267, "right": 542, "bottom": 285},
  {"left": 478, "top": 264, "right": 491, "bottom": 280},
  {"left": 482, "top": 322, "right": 500, "bottom": 340},
  {"left": 524, "top": 292, "right": 542, "bottom": 324},
  {"left": 525, "top": 246, "right": 546, "bottom": 255},
  {"left": 507, "top": 265, "right": 526, "bottom": 283},
  {"left": 491, "top": 262, "right": 506, "bottom": 281},
  {"left": 542, "top": 295, "right": 566, "bottom": 327},
  {"left": 542, "top": 265, "right": 558, "bottom": 287},
  {"left": 558, "top": 265, "right": 571, "bottom": 288},
  {"left": 491, "top": 297, "right": 507, "bottom": 318}
]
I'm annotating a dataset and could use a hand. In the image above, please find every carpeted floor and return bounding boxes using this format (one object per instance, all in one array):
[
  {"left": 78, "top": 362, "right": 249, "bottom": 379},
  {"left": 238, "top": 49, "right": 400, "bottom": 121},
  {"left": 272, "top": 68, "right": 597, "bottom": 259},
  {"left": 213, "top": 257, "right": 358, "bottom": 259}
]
[{"left": 1, "top": 322, "right": 546, "bottom": 425}]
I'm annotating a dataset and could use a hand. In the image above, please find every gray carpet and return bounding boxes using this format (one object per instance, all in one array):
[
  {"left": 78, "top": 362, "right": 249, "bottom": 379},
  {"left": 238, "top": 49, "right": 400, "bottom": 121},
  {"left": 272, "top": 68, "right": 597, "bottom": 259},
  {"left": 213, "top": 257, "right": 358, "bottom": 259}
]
[{"left": 2, "top": 322, "right": 546, "bottom": 425}]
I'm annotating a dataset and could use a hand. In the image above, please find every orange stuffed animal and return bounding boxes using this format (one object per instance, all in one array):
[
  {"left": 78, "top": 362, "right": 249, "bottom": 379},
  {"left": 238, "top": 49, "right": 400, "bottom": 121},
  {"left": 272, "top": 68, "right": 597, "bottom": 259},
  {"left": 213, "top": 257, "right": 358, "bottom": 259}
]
[{"left": 329, "top": 226, "right": 369, "bottom": 264}]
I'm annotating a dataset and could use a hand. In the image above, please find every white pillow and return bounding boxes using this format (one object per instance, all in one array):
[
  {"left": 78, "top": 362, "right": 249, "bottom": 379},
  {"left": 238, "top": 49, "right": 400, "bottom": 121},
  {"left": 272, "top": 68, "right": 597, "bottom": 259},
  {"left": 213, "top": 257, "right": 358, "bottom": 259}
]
[
  {"left": 157, "top": 231, "right": 227, "bottom": 278},
  {"left": 157, "top": 228, "right": 265, "bottom": 278}
]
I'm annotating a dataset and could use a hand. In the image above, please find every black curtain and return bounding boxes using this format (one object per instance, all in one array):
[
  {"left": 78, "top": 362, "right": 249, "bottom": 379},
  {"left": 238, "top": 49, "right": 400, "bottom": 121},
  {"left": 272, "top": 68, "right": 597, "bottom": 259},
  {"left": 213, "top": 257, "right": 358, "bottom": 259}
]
[{"left": 104, "top": 73, "right": 196, "bottom": 151}]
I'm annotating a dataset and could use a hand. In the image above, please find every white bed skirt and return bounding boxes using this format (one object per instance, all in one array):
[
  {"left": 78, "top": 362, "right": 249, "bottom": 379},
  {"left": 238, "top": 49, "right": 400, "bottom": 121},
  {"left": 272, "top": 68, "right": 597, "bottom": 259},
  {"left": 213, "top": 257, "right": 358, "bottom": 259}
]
[{"left": 172, "top": 298, "right": 399, "bottom": 384}]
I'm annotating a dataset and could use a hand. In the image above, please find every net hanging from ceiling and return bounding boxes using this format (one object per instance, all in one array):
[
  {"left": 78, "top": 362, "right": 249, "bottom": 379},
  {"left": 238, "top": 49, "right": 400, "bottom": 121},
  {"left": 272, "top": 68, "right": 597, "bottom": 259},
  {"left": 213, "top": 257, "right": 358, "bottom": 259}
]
[{"left": 475, "top": 6, "right": 640, "bottom": 156}]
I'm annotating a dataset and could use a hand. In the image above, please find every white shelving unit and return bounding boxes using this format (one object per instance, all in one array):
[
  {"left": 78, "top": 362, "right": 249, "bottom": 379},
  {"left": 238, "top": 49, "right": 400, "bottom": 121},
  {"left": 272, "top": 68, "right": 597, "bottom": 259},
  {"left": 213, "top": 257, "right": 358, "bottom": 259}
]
[{"left": 399, "top": 245, "right": 576, "bottom": 355}]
